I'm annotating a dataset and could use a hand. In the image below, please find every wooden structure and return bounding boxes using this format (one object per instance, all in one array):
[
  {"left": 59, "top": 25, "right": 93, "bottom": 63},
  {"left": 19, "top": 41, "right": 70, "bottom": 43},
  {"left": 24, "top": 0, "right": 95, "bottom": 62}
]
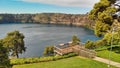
[
  {"left": 72, "top": 45, "right": 96, "bottom": 58},
  {"left": 54, "top": 42, "right": 96, "bottom": 58}
]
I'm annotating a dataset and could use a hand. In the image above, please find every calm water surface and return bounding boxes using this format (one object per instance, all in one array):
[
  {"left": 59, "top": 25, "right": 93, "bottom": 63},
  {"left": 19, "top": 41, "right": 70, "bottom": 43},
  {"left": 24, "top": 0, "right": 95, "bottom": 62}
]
[{"left": 0, "top": 24, "right": 100, "bottom": 58}]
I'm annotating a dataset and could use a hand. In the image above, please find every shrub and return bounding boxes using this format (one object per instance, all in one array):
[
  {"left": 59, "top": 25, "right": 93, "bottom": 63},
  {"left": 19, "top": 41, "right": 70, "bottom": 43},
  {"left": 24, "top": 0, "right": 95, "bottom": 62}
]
[
  {"left": 71, "top": 35, "right": 80, "bottom": 46},
  {"left": 43, "top": 46, "right": 54, "bottom": 56},
  {"left": 85, "top": 40, "right": 95, "bottom": 49},
  {"left": 53, "top": 56, "right": 64, "bottom": 60},
  {"left": 10, "top": 53, "right": 77, "bottom": 65}
]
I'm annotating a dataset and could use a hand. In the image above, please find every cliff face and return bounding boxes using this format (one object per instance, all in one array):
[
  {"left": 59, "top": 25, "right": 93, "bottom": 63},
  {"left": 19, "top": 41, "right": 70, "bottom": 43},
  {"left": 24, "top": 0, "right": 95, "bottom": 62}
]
[{"left": 0, "top": 13, "right": 94, "bottom": 28}]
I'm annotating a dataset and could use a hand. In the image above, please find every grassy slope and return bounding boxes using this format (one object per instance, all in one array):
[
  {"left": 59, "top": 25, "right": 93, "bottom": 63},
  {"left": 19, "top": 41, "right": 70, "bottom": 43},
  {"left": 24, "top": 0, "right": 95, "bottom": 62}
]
[
  {"left": 13, "top": 56, "right": 117, "bottom": 68},
  {"left": 97, "top": 50, "right": 120, "bottom": 63}
]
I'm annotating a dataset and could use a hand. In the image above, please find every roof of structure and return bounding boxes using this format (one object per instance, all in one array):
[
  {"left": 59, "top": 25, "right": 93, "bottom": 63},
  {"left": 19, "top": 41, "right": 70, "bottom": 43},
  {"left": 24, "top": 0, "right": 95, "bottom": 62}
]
[{"left": 56, "top": 43, "right": 70, "bottom": 49}]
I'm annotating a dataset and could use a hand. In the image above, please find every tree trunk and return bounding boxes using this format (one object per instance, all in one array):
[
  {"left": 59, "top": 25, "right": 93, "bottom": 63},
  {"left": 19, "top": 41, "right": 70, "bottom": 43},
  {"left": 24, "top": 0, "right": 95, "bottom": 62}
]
[{"left": 16, "top": 52, "right": 19, "bottom": 58}]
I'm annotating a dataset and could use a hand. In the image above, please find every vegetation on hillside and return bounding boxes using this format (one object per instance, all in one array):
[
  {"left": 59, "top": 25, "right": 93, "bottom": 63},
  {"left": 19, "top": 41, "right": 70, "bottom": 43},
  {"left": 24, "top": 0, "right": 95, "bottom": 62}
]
[
  {"left": 87, "top": 0, "right": 120, "bottom": 49},
  {"left": 85, "top": 1, "right": 120, "bottom": 63},
  {"left": 0, "top": 13, "right": 94, "bottom": 28},
  {"left": 85, "top": 28, "right": 120, "bottom": 49},
  {"left": 89, "top": 0, "right": 117, "bottom": 37},
  {"left": 1, "top": 0, "right": 120, "bottom": 67}
]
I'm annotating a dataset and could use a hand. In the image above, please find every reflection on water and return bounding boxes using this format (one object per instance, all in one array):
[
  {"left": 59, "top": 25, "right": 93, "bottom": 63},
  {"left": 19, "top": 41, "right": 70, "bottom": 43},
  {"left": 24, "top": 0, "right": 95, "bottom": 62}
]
[{"left": 0, "top": 23, "right": 100, "bottom": 58}]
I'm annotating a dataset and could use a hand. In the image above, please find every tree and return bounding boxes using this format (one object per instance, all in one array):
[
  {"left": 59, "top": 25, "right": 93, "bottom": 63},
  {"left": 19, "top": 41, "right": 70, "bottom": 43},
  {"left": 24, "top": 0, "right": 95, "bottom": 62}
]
[
  {"left": 43, "top": 46, "right": 54, "bottom": 56},
  {"left": 2, "top": 31, "right": 26, "bottom": 58},
  {"left": 71, "top": 35, "right": 80, "bottom": 46},
  {"left": 89, "top": 0, "right": 117, "bottom": 37},
  {"left": 89, "top": 0, "right": 120, "bottom": 50},
  {"left": 103, "top": 28, "right": 120, "bottom": 45},
  {"left": 85, "top": 40, "right": 95, "bottom": 49},
  {"left": 0, "top": 41, "right": 11, "bottom": 68},
  {"left": 43, "top": 47, "right": 48, "bottom": 56}
]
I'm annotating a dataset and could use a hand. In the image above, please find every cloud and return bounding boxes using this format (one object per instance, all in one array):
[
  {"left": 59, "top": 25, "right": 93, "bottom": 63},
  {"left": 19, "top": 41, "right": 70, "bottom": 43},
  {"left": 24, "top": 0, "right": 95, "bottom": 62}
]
[{"left": 21, "top": 0, "right": 99, "bottom": 8}]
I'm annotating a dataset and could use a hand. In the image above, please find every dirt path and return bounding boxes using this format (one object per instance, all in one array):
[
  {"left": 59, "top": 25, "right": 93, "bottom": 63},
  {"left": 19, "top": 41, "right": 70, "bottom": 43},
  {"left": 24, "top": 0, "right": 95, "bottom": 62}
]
[{"left": 93, "top": 57, "right": 120, "bottom": 68}]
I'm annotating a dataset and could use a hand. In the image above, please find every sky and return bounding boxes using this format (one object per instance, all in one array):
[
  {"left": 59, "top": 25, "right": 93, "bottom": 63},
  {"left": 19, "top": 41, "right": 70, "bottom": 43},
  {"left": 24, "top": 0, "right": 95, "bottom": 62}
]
[{"left": 0, "top": 0, "right": 99, "bottom": 14}]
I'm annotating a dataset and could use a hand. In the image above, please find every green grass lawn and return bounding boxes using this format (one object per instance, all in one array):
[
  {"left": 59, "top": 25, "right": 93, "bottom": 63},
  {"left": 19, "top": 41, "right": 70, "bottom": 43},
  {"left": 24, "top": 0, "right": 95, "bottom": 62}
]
[
  {"left": 97, "top": 50, "right": 120, "bottom": 63},
  {"left": 13, "top": 56, "right": 117, "bottom": 68}
]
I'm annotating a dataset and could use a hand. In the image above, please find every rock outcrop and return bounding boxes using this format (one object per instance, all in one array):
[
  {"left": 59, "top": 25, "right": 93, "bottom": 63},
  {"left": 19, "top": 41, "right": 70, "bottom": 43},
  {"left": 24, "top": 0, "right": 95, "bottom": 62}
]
[{"left": 0, "top": 13, "right": 94, "bottom": 28}]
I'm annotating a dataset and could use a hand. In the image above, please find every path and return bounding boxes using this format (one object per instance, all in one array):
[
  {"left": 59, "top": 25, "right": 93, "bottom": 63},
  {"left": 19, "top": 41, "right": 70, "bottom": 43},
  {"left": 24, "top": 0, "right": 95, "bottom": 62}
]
[{"left": 93, "top": 57, "right": 120, "bottom": 68}]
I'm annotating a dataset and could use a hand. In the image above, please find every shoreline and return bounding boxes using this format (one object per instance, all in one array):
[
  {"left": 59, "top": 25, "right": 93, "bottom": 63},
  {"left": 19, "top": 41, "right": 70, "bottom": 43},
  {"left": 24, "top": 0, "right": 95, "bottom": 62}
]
[{"left": 0, "top": 22, "right": 94, "bottom": 30}]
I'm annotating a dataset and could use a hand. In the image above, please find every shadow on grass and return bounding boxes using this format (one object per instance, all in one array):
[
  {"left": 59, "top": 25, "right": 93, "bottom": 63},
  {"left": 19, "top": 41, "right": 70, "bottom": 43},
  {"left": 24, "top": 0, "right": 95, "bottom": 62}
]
[{"left": 108, "top": 46, "right": 120, "bottom": 54}]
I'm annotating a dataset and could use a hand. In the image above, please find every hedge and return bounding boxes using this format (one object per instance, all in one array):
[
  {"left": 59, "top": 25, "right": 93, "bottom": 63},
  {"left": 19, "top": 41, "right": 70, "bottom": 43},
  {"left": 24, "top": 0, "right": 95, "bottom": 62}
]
[{"left": 10, "top": 53, "right": 77, "bottom": 65}]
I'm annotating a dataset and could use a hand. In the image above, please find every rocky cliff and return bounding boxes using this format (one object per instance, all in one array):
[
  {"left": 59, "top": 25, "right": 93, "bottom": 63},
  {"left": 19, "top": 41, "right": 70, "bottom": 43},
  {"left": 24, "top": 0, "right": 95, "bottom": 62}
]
[{"left": 0, "top": 13, "right": 94, "bottom": 28}]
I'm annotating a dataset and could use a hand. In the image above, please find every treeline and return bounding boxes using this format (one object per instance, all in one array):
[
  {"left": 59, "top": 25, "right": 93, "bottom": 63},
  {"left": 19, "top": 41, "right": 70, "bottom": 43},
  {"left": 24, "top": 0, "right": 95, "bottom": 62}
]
[{"left": 0, "top": 13, "right": 94, "bottom": 28}]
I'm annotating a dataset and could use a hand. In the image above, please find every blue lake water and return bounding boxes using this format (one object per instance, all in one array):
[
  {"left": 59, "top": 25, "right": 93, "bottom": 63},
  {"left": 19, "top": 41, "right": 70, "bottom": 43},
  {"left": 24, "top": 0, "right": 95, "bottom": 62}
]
[{"left": 0, "top": 23, "right": 100, "bottom": 58}]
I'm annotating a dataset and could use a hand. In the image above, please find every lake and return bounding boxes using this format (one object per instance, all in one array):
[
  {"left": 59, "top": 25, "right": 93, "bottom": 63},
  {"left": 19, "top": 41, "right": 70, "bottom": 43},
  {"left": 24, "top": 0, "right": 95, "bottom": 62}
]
[{"left": 0, "top": 23, "right": 100, "bottom": 58}]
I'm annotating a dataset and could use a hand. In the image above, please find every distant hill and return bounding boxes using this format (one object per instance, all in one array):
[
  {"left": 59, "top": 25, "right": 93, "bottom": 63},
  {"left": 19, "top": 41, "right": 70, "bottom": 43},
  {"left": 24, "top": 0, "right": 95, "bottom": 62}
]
[{"left": 0, "top": 13, "right": 94, "bottom": 28}]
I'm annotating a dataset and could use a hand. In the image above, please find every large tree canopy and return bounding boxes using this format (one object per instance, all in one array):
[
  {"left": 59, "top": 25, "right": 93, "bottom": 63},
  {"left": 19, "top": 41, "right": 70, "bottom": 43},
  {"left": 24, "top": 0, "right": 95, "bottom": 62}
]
[
  {"left": 89, "top": 0, "right": 117, "bottom": 37},
  {"left": 2, "top": 31, "right": 26, "bottom": 58},
  {"left": 88, "top": 0, "right": 120, "bottom": 49}
]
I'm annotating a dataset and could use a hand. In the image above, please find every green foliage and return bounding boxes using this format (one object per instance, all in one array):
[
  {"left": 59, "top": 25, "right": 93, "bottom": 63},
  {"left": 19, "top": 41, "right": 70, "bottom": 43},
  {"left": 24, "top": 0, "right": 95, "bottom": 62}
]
[
  {"left": 0, "top": 42, "right": 11, "bottom": 68},
  {"left": 0, "top": 13, "right": 94, "bottom": 28},
  {"left": 10, "top": 53, "right": 77, "bottom": 65},
  {"left": 89, "top": 0, "right": 110, "bottom": 20},
  {"left": 93, "top": 24, "right": 120, "bottom": 49},
  {"left": 85, "top": 40, "right": 95, "bottom": 49},
  {"left": 94, "top": 20, "right": 111, "bottom": 37},
  {"left": 94, "top": 39, "right": 107, "bottom": 47},
  {"left": 13, "top": 56, "right": 117, "bottom": 68},
  {"left": 103, "top": 29, "right": 120, "bottom": 45},
  {"left": 2, "top": 31, "right": 26, "bottom": 58},
  {"left": 90, "top": 27, "right": 120, "bottom": 50},
  {"left": 71, "top": 35, "right": 80, "bottom": 46},
  {"left": 89, "top": 0, "right": 117, "bottom": 37},
  {"left": 43, "top": 46, "right": 54, "bottom": 56},
  {"left": 95, "top": 45, "right": 110, "bottom": 51}
]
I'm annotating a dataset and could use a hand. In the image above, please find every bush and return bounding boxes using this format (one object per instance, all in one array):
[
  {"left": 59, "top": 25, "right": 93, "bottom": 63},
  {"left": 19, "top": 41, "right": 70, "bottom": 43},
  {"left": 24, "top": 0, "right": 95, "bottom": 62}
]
[
  {"left": 94, "top": 39, "right": 107, "bottom": 47},
  {"left": 10, "top": 53, "right": 77, "bottom": 65},
  {"left": 43, "top": 46, "right": 54, "bottom": 56},
  {"left": 53, "top": 56, "right": 64, "bottom": 60},
  {"left": 71, "top": 35, "right": 80, "bottom": 46},
  {"left": 85, "top": 40, "right": 95, "bottom": 49}
]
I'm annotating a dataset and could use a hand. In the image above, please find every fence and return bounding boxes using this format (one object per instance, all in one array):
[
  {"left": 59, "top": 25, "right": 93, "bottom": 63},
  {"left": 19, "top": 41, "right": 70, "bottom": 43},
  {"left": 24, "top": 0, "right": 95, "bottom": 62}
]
[
  {"left": 54, "top": 45, "right": 96, "bottom": 58},
  {"left": 72, "top": 45, "right": 96, "bottom": 58}
]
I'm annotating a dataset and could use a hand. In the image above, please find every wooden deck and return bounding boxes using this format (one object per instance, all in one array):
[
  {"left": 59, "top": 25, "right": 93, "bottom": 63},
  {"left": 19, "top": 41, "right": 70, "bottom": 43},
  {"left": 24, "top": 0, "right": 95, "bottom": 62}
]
[
  {"left": 54, "top": 46, "right": 73, "bottom": 55},
  {"left": 54, "top": 44, "right": 96, "bottom": 58}
]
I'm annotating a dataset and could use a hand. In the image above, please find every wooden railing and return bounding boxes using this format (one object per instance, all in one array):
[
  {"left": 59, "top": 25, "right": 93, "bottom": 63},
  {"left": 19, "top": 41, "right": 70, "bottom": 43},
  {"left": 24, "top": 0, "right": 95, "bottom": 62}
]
[
  {"left": 72, "top": 45, "right": 96, "bottom": 58},
  {"left": 54, "top": 45, "right": 96, "bottom": 58}
]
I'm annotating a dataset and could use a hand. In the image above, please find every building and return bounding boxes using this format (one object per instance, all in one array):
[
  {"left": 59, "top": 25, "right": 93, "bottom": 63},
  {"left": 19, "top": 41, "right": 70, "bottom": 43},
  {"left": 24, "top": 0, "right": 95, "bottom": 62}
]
[{"left": 54, "top": 42, "right": 96, "bottom": 58}]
